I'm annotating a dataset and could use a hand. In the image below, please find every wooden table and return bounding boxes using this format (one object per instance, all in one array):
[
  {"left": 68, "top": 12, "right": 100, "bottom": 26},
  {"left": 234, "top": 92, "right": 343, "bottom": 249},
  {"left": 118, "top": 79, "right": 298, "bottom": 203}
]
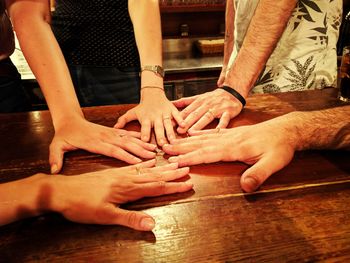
[{"left": 0, "top": 88, "right": 349, "bottom": 262}]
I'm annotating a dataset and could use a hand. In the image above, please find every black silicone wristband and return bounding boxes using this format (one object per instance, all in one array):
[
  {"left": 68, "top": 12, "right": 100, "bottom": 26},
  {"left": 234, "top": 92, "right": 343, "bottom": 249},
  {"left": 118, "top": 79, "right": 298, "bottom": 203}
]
[{"left": 220, "top": 86, "right": 246, "bottom": 107}]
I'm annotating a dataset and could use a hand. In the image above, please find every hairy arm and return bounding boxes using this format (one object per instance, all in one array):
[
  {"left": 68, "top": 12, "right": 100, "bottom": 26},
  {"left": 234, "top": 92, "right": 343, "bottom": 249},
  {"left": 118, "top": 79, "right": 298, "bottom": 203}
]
[
  {"left": 224, "top": 0, "right": 298, "bottom": 97},
  {"left": 164, "top": 106, "right": 350, "bottom": 192},
  {"left": 287, "top": 106, "right": 350, "bottom": 150},
  {"left": 223, "top": 0, "right": 235, "bottom": 71},
  {"left": 217, "top": 0, "right": 235, "bottom": 87}
]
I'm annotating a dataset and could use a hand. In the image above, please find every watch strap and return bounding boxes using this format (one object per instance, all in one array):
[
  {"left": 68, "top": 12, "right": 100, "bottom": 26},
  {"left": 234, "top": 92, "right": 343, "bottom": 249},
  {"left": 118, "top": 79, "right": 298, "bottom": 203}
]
[{"left": 140, "top": 65, "right": 165, "bottom": 78}]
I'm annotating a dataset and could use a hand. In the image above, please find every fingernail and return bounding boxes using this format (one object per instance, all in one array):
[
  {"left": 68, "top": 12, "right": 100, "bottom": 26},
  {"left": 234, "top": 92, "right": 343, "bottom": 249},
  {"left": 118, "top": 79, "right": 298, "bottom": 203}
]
[
  {"left": 180, "top": 121, "right": 187, "bottom": 127},
  {"left": 142, "top": 136, "right": 148, "bottom": 141},
  {"left": 141, "top": 218, "right": 155, "bottom": 231},
  {"left": 185, "top": 182, "right": 193, "bottom": 188},
  {"left": 168, "top": 157, "right": 178, "bottom": 163},
  {"left": 243, "top": 176, "right": 258, "bottom": 192},
  {"left": 51, "top": 164, "right": 58, "bottom": 174},
  {"left": 134, "top": 158, "right": 142, "bottom": 163}
]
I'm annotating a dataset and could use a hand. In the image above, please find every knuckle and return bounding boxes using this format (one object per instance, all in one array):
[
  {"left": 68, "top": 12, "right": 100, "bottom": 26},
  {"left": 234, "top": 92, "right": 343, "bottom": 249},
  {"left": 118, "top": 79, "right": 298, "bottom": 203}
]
[
  {"left": 125, "top": 211, "right": 139, "bottom": 227},
  {"left": 198, "top": 147, "right": 209, "bottom": 156},
  {"left": 155, "top": 181, "right": 167, "bottom": 191},
  {"left": 153, "top": 173, "right": 163, "bottom": 181},
  {"left": 99, "top": 131, "right": 112, "bottom": 141}
]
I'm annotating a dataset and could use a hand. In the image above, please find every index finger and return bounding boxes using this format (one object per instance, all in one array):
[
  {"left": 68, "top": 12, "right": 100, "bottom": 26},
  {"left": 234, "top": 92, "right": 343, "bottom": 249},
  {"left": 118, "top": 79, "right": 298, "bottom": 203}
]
[
  {"left": 187, "top": 110, "right": 215, "bottom": 132},
  {"left": 168, "top": 146, "right": 224, "bottom": 166}
]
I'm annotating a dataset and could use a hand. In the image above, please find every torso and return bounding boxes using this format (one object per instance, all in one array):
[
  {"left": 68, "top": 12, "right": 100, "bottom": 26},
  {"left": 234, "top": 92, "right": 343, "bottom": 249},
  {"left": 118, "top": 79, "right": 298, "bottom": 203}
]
[
  {"left": 51, "top": 0, "right": 140, "bottom": 67},
  {"left": 228, "top": 0, "right": 342, "bottom": 93}
]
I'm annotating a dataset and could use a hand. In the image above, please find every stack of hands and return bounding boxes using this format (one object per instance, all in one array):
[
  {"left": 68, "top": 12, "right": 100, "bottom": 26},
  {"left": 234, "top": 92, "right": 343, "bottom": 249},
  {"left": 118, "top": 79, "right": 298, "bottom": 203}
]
[{"left": 43, "top": 90, "right": 302, "bottom": 231}]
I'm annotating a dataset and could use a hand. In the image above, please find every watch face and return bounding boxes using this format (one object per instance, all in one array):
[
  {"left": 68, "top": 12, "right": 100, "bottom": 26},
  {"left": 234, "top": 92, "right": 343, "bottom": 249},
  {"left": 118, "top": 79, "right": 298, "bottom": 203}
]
[{"left": 141, "top": 65, "right": 165, "bottom": 78}]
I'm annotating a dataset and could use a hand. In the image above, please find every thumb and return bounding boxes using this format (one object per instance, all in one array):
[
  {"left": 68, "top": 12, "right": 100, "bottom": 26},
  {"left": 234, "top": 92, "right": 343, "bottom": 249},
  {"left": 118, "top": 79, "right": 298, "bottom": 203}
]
[
  {"left": 114, "top": 111, "right": 136, "bottom": 129},
  {"left": 172, "top": 96, "right": 196, "bottom": 108},
  {"left": 240, "top": 153, "right": 292, "bottom": 192},
  {"left": 49, "top": 140, "right": 65, "bottom": 174},
  {"left": 114, "top": 209, "right": 155, "bottom": 231}
]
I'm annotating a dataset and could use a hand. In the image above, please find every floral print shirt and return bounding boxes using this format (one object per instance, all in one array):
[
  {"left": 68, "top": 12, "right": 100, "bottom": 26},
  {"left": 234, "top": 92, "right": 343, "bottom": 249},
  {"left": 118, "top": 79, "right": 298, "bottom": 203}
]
[{"left": 227, "top": 0, "right": 343, "bottom": 93}]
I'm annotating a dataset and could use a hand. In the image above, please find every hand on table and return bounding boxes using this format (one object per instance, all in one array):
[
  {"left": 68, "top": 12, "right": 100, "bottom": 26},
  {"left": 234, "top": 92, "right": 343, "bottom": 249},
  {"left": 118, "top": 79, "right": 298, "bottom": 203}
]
[
  {"left": 42, "top": 159, "right": 193, "bottom": 231},
  {"left": 162, "top": 119, "right": 297, "bottom": 192},
  {"left": 49, "top": 117, "right": 157, "bottom": 174},
  {"left": 173, "top": 88, "right": 244, "bottom": 135},
  {"left": 114, "top": 89, "right": 185, "bottom": 146}
]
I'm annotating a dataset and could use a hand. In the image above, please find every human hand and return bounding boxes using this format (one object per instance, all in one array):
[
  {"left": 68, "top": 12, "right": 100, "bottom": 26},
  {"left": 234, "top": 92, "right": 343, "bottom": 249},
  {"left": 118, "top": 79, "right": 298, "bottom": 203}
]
[
  {"left": 49, "top": 117, "right": 157, "bottom": 174},
  {"left": 114, "top": 88, "right": 185, "bottom": 146},
  {"left": 163, "top": 119, "right": 297, "bottom": 192},
  {"left": 173, "top": 88, "right": 244, "bottom": 135},
  {"left": 46, "top": 159, "right": 193, "bottom": 230}
]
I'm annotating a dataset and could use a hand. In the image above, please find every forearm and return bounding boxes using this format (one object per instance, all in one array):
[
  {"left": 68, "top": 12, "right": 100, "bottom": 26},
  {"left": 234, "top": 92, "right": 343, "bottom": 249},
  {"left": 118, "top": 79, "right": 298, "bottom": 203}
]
[
  {"left": 225, "top": 0, "right": 297, "bottom": 96},
  {"left": 278, "top": 106, "right": 350, "bottom": 151},
  {"left": 7, "top": 0, "right": 83, "bottom": 127},
  {"left": 222, "top": 0, "right": 234, "bottom": 69},
  {"left": 129, "top": 0, "right": 163, "bottom": 89},
  {"left": 0, "top": 174, "right": 49, "bottom": 226}
]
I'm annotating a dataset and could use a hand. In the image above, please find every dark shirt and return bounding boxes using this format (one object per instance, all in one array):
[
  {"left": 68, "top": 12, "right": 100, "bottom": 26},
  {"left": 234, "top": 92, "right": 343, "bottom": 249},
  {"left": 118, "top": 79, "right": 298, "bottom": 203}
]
[
  {"left": 0, "top": 0, "right": 15, "bottom": 57},
  {"left": 51, "top": 0, "right": 140, "bottom": 68}
]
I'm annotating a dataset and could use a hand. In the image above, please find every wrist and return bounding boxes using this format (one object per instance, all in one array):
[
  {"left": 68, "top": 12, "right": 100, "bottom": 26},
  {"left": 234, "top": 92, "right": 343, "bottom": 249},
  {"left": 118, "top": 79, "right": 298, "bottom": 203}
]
[
  {"left": 52, "top": 112, "right": 85, "bottom": 131},
  {"left": 140, "top": 65, "right": 165, "bottom": 79},
  {"left": 140, "top": 86, "right": 166, "bottom": 101},
  {"left": 37, "top": 174, "right": 66, "bottom": 214},
  {"left": 219, "top": 85, "right": 246, "bottom": 107},
  {"left": 272, "top": 112, "right": 305, "bottom": 151},
  {"left": 0, "top": 173, "right": 51, "bottom": 226},
  {"left": 22, "top": 173, "right": 54, "bottom": 216},
  {"left": 141, "top": 70, "right": 164, "bottom": 88}
]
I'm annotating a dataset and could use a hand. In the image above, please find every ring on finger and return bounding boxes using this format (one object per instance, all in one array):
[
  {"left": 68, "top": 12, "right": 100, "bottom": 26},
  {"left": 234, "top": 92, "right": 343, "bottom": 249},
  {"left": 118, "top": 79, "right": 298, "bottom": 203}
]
[
  {"left": 216, "top": 127, "right": 221, "bottom": 133},
  {"left": 207, "top": 108, "right": 215, "bottom": 118},
  {"left": 136, "top": 166, "right": 142, "bottom": 176}
]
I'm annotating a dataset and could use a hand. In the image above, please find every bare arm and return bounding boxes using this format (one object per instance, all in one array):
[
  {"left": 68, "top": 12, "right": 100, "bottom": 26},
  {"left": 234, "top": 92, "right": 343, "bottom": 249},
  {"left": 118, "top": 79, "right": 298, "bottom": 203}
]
[
  {"left": 224, "top": 0, "right": 298, "bottom": 97},
  {"left": 172, "top": 0, "right": 297, "bottom": 134},
  {"left": 129, "top": 0, "right": 163, "bottom": 89},
  {"left": 223, "top": 0, "right": 235, "bottom": 71},
  {"left": 6, "top": 0, "right": 83, "bottom": 126},
  {"left": 164, "top": 106, "right": 350, "bottom": 192},
  {"left": 5, "top": 0, "right": 158, "bottom": 173},
  {"left": 288, "top": 106, "right": 350, "bottom": 150},
  {"left": 116, "top": 0, "right": 184, "bottom": 146},
  {"left": 217, "top": 0, "right": 235, "bottom": 87},
  {"left": 0, "top": 160, "right": 193, "bottom": 230}
]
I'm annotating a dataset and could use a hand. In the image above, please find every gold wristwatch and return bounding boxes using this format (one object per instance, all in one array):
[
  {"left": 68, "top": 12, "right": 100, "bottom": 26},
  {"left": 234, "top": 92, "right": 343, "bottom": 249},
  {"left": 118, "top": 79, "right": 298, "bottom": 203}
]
[{"left": 140, "top": 65, "right": 165, "bottom": 78}]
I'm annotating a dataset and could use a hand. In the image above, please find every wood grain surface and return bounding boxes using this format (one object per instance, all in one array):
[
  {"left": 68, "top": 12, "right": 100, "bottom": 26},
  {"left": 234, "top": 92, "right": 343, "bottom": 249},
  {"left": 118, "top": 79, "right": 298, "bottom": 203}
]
[{"left": 0, "top": 88, "right": 349, "bottom": 262}]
